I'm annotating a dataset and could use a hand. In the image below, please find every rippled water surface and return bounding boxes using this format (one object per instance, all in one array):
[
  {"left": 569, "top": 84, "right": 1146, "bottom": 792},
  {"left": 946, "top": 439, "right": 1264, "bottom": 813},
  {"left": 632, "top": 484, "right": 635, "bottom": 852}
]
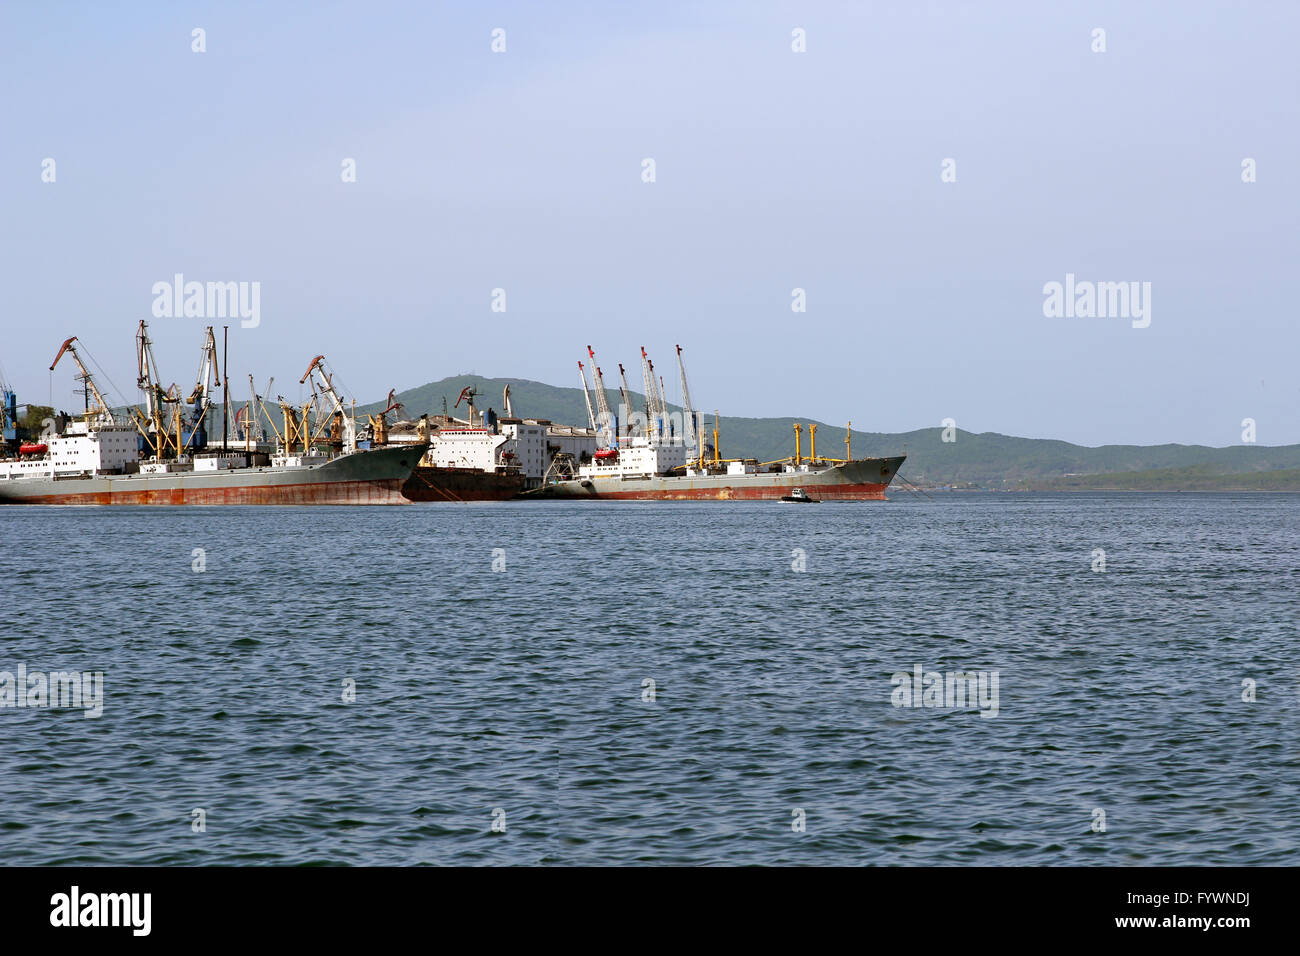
[{"left": 2, "top": 493, "right": 1297, "bottom": 865}]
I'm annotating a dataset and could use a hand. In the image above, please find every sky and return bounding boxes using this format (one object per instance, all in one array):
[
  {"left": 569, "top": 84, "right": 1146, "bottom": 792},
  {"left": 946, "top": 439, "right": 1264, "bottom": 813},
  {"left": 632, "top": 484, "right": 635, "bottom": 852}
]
[{"left": 1, "top": 0, "right": 1296, "bottom": 446}]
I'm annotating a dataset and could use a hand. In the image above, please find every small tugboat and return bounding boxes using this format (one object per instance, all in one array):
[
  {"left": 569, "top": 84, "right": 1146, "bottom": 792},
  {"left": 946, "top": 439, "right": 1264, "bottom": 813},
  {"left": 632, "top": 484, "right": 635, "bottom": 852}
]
[{"left": 780, "top": 487, "right": 819, "bottom": 503}]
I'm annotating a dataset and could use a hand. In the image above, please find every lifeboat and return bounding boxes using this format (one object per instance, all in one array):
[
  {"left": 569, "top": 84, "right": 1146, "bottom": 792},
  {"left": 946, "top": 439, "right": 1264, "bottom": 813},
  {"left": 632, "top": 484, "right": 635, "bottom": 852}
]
[
  {"left": 594, "top": 448, "right": 619, "bottom": 460},
  {"left": 19, "top": 443, "right": 48, "bottom": 456}
]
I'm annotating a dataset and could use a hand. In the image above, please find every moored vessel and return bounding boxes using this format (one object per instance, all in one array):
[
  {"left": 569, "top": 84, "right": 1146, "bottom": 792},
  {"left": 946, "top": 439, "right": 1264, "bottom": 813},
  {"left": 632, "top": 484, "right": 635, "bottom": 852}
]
[
  {"left": 363, "top": 383, "right": 593, "bottom": 501},
  {"left": 0, "top": 333, "right": 425, "bottom": 506},
  {"left": 531, "top": 452, "right": 905, "bottom": 500},
  {"left": 528, "top": 344, "right": 906, "bottom": 501}
]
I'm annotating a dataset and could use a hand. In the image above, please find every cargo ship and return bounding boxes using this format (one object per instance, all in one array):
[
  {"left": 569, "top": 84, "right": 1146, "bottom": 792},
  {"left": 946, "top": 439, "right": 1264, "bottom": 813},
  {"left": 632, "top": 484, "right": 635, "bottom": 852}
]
[
  {"left": 0, "top": 334, "right": 425, "bottom": 506},
  {"left": 0, "top": 435, "right": 425, "bottom": 505},
  {"left": 528, "top": 344, "right": 906, "bottom": 501},
  {"left": 530, "top": 437, "right": 905, "bottom": 500},
  {"left": 363, "top": 384, "right": 591, "bottom": 501}
]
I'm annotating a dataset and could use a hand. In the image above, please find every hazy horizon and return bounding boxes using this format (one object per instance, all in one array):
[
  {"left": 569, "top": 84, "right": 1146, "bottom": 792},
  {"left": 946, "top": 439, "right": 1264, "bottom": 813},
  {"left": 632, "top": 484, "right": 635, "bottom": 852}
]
[{"left": 3, "top": 1, "right": 1296, "bottom": 447}]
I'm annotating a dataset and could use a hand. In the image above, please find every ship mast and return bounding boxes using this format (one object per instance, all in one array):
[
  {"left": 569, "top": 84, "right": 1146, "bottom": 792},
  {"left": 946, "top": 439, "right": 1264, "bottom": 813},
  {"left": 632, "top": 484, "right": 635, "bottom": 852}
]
[{"left": 222, "top": 326, "right": 229, "bottom": 453}]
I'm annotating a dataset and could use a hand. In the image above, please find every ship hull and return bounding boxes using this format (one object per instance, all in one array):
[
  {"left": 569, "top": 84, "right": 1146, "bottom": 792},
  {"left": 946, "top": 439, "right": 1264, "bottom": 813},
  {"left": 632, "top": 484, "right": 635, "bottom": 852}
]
[
  {"left": 401, "top": 466, "right": 527, "bottom": 502},
  {"left": 530, "top": 455, "right": 906, "bottom": 501},
  {"left": 0, "top": 444, "right": 424, "bottom": 506}
]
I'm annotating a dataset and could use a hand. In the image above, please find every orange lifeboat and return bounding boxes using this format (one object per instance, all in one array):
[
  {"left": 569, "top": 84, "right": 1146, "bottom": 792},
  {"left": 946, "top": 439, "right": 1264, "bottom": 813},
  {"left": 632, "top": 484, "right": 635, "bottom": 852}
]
[
  {"left": 594, "top": 448, "right": 619, "bottom": 460},
  {"left": 19, "top": 443, "right": 48, "bottom": 455}
]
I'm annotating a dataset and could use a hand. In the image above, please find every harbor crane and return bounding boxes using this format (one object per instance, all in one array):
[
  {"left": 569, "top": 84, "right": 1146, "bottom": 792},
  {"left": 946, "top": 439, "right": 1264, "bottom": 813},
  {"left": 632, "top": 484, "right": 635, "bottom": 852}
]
[
  {"left": 236, "top": 373, "right": 274, "bottom": 449},
  {"left": 586, "top": 346, "right": 615, "bottom": 448},
  {"left": 454, "top": 385, "right": 479, "bottom": 427},
  {"left": 187, "top": 326, "right": 221, "bottom": 438},
  {"left": 577, "top": 361, "right": 597, "bottom": 432},
  {"left": 639, "top": 347, "right": 667, "bottom": 442},
  {"left": 616, "top": 363, "right": 636, "bottom": 436},
  {"left": 300, "top": 354, "right": 356, "bottom": 454},
  {"left": 675, "top": 344, "right": 697, "bottom": 453},
  {"left": 169, "top": 325, "right": 220, "bottom": 455},
  {"left": 133, "top": 320, "right": 175, "bottom": 456},
  {"left": 49, "top": 336, "right": 116, "bottom": 425},
  {"left": 366, "top": 388, "right": 405, "bottom": 446},
  {"left": 381, "top": 388, "right": 405, "bottom": 418},
  {"left": 1, "top": 366, "right": 32, "bottom": 451}
]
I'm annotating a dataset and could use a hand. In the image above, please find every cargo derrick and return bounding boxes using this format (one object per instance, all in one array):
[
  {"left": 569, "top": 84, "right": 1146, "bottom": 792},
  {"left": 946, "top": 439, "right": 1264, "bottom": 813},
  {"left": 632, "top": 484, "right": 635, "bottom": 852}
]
[
  {"left": 675, "top": 345, "right": 697, "bottom": 456},
  {"left": 184, "top": 325, "right": 220, "bottom": 453},
  {"left": 453, "top": 385, "right": 479, "bottom": 428},
  {"left": 577, "top": 361, "right": 597, "bottom": 431},
  {"left": 300, "top": 354, "right": 357, "bottom": 455},
  {"left": 616, "top": 363, "right": 636, "bottom": 437},
  {"left": 639, "top": 348, "right": 659, "bottom": 441},
  {"left": 585, "top": 346, "right": 616, "bottom": 452},
  {"left": 50, "top": 336, "right": 116, "bottom": 426},
  {"left": 366, "top": 389, "right": 404, "bottom": 447}
]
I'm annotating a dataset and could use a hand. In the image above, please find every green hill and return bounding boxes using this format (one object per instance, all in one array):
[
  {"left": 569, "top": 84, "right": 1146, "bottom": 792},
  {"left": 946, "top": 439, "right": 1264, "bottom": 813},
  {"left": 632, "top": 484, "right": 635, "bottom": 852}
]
[{"left": 1019, "top": 464, "right": 1300, "bottom": 492}]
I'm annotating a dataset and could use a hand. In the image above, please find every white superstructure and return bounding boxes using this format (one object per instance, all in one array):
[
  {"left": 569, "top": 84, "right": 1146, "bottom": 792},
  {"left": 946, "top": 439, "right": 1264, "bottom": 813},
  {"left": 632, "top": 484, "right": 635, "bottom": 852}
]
[
  {"left": 386, "top": 415, "right": 598, "bottom": 487},
  {"left": 0, "top": 420, "right": 138, "bottom": 481},
  {"left": 578, "top": 435, "right": 689, "bottom": 479}
]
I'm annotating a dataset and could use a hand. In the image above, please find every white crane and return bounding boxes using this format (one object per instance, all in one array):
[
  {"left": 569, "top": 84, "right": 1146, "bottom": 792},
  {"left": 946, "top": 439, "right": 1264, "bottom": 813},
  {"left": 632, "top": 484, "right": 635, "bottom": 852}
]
[
  {"left": 189, "top": 327, "right": 219, "bottom": 416},
  {"left": 640, "top": 347, "right": 667, "bottom": 443},
  {"left": 616, "top": 363, "right": 636, "bottom": 435},
  {"left": 577, "top": 361, "right": 597, "bottom": 431},
  {"left": 586, "top": 346, "right": 615, "bottom": 448},
  {"left": 676, "top": 344, "right": 697, "bottom": 453}
]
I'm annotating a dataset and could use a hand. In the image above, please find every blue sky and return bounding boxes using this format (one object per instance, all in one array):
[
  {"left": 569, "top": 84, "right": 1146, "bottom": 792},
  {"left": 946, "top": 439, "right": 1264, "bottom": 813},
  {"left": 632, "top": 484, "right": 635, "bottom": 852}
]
[{"left": 1, "top": 1, "right": 1296, "bottom": 445}]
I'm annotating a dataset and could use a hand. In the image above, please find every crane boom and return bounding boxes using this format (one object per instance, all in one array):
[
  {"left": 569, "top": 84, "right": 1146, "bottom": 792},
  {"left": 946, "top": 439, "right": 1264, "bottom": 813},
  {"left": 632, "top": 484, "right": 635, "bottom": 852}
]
[
  {"left": 299, "top": 354, "right": 356, "bottom": 454},
  {"left": 649, "top": 359, "right": 665, "bottom": 427},
  {"left": 577, "top": 361, "right": 596, "bottom": 431},
  {"left": 639, "top": 347, "right": 659, "bottom": 442},
  {"left": 49, "top": 336, "right": 116, "bottom": 424},
  {"left": 133, "top": 321, "right": 171, "bottom": 454},
  {"left": 180, "top": 326, "right": 219, "bottom": 453},
  {"left": 616, "top": 363, "right": 635, "bottom": 434},
  {"left": 586, "top": 346, "right": 615, "bottom": 448},
  {"left": 675, "top": 344, "right": 697, "bottom": 452},
  {"left": 135, "top": 321, "right": 164, "bottom": 422},
  {"left": 189, "top": 326, "right": 219, "bottom": 408}
]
